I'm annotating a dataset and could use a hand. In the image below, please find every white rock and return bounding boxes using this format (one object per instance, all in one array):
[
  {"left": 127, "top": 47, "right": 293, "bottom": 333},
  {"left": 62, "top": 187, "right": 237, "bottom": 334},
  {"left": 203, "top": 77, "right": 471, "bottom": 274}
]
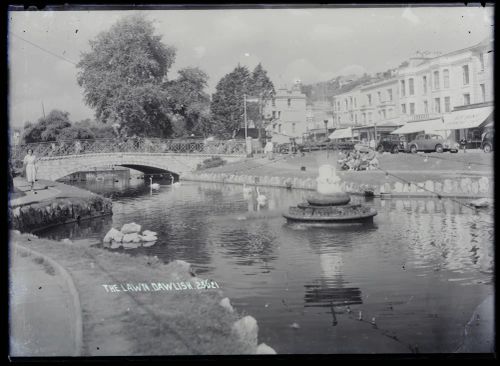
[
  {"left": 121, "top": 222, "right": 142, "bottom": 234},
  {"left": 141, "top": 241, "right": 156, "bottom": 247},
  {"left": 123, "top": 233, "right": 141, "bottom": 243},
  {"left": 110, "top": 241, "right": 122, "bottom": 249},
  {"left": 219, "top": 297, "right": 234, "bottom": 313},
  {"left": 142, "top": 230, "right": 157, "bottom": 237},
  {"left": 141, "top": 235, "right": 158, "bottom": 242},
  {"left": 290, "top": 322, "right": 300, "bottom": 329},
  {"left": 103, "top": 228, "right": 123, "bottom": 243},
  {"left": 256, "top": 343, "right": 277, "bottom": 355},
  {"left": 63, "top": 238, "right": 72, "bottom": 244},
  {"left": 232, "top": 316, "right": 258, "bottom": 348},
  {"left": 122, "top": 242, "right": 140, "bottom": 249}
]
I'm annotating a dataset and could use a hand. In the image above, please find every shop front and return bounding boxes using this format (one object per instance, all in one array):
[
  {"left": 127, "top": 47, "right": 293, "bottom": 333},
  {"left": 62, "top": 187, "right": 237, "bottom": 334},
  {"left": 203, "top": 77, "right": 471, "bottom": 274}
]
[
  {"left": 390, "top": 117, "right": 451, "bottom": 142},
  {"left": 443, "top": 103, "right": 493, "bottom": 150}
]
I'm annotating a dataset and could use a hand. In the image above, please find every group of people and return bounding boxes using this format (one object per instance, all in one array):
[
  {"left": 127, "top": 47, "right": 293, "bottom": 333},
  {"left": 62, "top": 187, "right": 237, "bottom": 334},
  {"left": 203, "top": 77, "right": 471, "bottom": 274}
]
[{"left": 337, "top": 148, "right": 380, "bottom": 171}]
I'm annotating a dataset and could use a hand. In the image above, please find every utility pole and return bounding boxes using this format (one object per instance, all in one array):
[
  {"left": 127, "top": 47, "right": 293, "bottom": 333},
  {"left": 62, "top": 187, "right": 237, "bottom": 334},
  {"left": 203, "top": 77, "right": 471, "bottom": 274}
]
[
  {"left": 41, "top": 101, "right": 46, "bottom": 118},
  {"left": 243, "top": 94, "right": 248, "bottom": 141}
]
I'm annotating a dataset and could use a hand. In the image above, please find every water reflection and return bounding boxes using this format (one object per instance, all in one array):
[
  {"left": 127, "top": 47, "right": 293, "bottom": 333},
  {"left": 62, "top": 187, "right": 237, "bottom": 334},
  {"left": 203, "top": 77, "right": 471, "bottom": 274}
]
[{"left": 36, "top": 179, "right": 494, "bottom": 353}]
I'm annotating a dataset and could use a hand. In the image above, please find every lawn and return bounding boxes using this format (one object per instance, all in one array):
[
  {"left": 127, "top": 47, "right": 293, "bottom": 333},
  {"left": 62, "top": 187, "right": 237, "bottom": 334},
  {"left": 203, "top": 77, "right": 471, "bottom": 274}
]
[{"left": 11, "top": 231, "right": 260, "bottom": 356}]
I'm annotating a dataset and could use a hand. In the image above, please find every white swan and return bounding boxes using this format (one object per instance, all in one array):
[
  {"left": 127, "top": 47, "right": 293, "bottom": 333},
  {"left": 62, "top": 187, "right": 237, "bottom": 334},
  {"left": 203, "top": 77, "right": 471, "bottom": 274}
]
[
  {"left": 170, "top": 175, "right": 181, "bottom": 187},
  {"left": 149, "top": 177, "right": 160, "bottom": 190},
  {"left": 256, "top": 187, "right": 267, "bottom": 205}
]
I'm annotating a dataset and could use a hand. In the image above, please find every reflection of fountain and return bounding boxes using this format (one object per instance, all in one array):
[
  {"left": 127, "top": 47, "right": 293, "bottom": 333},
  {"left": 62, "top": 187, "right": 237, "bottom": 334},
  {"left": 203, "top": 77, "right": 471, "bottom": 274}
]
[{"left": 283, "top": 164, "right": 377, "bottom": 224}]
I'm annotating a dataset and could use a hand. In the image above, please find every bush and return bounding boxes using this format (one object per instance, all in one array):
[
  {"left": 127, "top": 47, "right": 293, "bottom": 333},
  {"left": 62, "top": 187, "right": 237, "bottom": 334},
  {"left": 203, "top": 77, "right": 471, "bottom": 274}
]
[{"left": 196, "top": 156, "right": 226, "bottom": 170}]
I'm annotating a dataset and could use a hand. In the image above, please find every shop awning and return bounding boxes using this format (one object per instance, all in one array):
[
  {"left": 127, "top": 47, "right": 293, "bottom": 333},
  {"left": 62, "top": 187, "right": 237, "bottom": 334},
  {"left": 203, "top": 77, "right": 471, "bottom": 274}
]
[
  {"left": 443, "top": 106, "right": 493, "bottom": 130},
  {"left": 329, "top": 128, "right": 353, "bottom": 139},
  {"left": 390, "top": 118, "right": 446, "bottom": 134}
]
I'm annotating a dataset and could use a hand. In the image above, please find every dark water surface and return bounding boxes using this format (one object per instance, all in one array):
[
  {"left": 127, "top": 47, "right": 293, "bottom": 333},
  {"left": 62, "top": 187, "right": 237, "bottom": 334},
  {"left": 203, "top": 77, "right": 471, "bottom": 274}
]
[{"left": 38, "top": 178, "right": 494, "bottom": 354}]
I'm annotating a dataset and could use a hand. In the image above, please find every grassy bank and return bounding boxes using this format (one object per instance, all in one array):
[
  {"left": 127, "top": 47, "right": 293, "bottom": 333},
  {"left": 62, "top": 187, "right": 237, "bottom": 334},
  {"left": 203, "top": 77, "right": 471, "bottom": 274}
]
[{"left": 10, "top": 231, "right": 263, "bottom": 356}]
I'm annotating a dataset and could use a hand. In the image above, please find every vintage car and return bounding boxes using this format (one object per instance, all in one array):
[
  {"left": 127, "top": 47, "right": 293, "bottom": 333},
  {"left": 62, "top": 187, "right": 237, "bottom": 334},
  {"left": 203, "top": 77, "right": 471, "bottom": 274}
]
[
  {"left": 481, "top": 129, "right": 494, "bottom": 153},
  {"left": 407, "top": 134, "right": 459, "bottom": 153},
  {"left": 376, "top": 135, "right": 407, "bottom": 153}
]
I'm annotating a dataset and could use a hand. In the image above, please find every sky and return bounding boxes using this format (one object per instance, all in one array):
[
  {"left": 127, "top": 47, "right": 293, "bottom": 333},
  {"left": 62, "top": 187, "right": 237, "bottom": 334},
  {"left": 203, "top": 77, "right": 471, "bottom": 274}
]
[{"left": 8, "top": 5, "right": 494, "bottom": 129}]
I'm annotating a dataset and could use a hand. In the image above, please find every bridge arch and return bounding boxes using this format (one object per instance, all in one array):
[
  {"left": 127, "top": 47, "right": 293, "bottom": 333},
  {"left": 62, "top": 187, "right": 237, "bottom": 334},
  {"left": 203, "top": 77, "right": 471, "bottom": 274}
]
[{"left": 34, "top": 153, "right": 243, "bottom": 182}]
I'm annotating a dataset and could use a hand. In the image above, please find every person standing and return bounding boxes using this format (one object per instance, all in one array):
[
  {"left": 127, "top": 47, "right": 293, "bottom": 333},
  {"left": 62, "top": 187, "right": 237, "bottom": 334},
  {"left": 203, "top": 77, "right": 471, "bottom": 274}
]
[
  {"left": 264, "top": 139, "right": 274, "bottom": 160},
  {"left": 23, "top": 149, "right": 38, "bottom": 193}
]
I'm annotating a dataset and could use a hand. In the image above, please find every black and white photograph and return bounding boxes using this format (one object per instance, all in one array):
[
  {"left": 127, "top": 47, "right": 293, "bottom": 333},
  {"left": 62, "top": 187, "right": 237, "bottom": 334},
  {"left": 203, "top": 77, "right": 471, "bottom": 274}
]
[{"left": 7, "top": 4, "right": 494, "bottom": 357}]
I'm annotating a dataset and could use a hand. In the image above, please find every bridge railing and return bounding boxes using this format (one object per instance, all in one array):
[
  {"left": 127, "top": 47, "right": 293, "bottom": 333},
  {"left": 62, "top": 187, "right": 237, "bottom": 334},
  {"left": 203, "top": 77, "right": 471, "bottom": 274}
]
[{"left": 10, "top": 138, "right": 248, "bottom": 161}]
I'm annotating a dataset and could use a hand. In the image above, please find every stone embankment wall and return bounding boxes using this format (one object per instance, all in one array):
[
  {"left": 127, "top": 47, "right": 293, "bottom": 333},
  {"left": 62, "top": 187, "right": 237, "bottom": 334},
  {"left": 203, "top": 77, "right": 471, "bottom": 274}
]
[
  {"left": 9, "top": 195, "right": 113, "bottom": 233},
  {"left": 183, "top": 172, "right": 493, "bottom": 198}
]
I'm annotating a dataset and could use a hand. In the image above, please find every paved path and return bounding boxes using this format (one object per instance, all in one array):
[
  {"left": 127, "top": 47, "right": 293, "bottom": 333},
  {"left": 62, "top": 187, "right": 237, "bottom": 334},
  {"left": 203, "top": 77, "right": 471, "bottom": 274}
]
[
  {"left": 10, "top": 248, "right": 78, "bottom": 356},
  {"left": 456, "top": 294, "right": 495, "bottom": 353}
]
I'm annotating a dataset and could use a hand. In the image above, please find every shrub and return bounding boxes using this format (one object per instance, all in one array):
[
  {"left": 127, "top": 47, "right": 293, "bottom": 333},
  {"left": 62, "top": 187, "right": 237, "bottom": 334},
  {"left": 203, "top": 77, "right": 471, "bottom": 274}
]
[{"left": 196, "top": 156, "right": 226, "bottom": 170}]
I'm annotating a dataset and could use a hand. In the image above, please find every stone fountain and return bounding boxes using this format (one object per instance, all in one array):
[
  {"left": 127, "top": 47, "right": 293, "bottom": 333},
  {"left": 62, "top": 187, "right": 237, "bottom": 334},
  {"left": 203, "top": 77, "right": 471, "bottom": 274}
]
[{"left": 283, "top": 164, "right": 377, "bottom": 224}]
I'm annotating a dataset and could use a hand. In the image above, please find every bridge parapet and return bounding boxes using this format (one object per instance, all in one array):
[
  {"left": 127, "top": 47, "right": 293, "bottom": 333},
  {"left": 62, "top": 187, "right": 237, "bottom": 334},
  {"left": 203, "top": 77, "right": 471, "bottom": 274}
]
[{"left": 11, "top": 138, "right": 247, "bottom": 161}]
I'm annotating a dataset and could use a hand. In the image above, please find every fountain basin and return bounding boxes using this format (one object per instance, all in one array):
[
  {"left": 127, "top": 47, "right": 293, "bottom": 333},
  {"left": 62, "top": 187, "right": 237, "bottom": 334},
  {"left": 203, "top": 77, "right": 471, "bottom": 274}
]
[{"left": 306, "top": 192, "right": 350, "bottom": 206}]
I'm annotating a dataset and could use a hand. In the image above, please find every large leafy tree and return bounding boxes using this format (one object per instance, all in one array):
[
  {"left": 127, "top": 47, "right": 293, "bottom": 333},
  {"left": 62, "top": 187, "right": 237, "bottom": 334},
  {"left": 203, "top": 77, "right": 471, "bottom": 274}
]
[
  {"left": 22, "top": 110, "right": 72, "bottom": 143},
  {"left": 165, "top": 67, "right": 212, "bottom": 137},
  {"left": 210, "top": 64, "right": 274, "bottom": 138},
  {"left": 210, "top": 65, "right": 251, "bottom": 138},
  {"left": 76, "top": 14, "right": 176, "bottom": 137},
  {"left": 248, "top": 63, "right": 275, "bottom": 134}
]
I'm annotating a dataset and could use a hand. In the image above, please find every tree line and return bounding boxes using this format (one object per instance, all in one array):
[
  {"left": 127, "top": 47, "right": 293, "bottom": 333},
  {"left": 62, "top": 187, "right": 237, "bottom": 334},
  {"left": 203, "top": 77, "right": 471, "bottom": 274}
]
[{"left": 18, "top": 14, "right": 274, "bottom": 144}]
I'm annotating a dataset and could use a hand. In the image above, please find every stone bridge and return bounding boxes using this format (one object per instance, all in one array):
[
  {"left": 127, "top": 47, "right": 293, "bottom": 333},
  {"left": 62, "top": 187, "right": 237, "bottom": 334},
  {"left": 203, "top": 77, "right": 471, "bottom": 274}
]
[{"left": 11, "top": 138, "right": 247, "bottom": 181}]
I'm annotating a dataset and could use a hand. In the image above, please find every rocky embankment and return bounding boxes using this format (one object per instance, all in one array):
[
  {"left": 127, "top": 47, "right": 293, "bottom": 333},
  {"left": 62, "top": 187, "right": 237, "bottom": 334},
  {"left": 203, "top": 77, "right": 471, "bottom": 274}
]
[{"left": 9, "top": 195, "right": 113, "bottom": 233}]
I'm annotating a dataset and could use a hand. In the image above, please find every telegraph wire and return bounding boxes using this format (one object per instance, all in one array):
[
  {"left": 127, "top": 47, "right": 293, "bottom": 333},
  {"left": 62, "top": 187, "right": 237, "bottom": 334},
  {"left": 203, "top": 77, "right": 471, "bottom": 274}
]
[{"left": 11, "top": 32, "right": 78, "bottom": 66}]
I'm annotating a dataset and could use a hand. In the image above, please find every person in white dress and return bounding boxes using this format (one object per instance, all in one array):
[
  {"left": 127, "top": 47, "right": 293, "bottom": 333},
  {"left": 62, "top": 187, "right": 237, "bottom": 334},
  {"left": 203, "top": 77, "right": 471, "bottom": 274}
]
[{"left": 23, "top": 149, "right": 38, "bottom": 193}]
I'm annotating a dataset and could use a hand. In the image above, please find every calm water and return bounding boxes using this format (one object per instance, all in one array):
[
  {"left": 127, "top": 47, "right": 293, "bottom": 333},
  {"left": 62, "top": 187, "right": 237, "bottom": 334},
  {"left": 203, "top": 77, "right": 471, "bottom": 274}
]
[{"left": 38, "top": 177, "right": 494, "bottom": 354}]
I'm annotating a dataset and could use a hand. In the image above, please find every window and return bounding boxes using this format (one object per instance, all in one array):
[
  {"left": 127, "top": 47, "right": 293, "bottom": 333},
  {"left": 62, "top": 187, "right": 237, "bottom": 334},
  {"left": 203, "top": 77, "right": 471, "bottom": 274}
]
[
  {"left": 463, "top": 93, "right": 470, "bottom": 105},
  {"left": 355, "top": 114, "right": 358, "bottom": 123},
  {"left": 382, "top": 109, "right": 386, "bottom": 119},
  {"left": 387, "top": 89, "right": 393, "bottom": 101},
  {"left": 480, "top": 84, "right": 486, "bottom": 102},
  {"left": 272, "top": 124, "right": 276, "bottom": 131},
  {"left": 409, "top": 103, "right": 415, "bottom": 115},
  {"left": 443, "top": 69, "right": 450, "bottom": 88},
  {"left": 462, "top": 65, "right": 469, "bottom": 85},
  {"left": 433, "top": 71, "right": 439, "bottom": 89},
  {"left": 409, "top": 78, "right": 414, "bottom": 95},
  {"left": 363, "top": 113, "right": 366, "bottom": 123},
  {"left": 350, "top": 97, "right": 353, "bottom": 108},
  {"left": 278, "top": 124, "right": 282, "bottom": 133},
  {"left": 272, "top": 111, "right": 276, "bottom": 118},
  {"left": 388, "top": 108, "right": 393, "bottom": 118},
  {"left": 354, "top": 98, "right": 357, "bottom": 108},
  {"left": 422, "top": 76, "right": 427, "bottom": 94},
  {"left": 400, "top": 80, "right": 406, "bottom": 97},
  {"left": 479, "top": 53, "right": 484, "bottom": 71},
  {"left": 444, "top": 97, "right": 451, "bottom": 112},
  {"left": 368, "top": 112, "right": 372, "bottom": 122},
  {"left": 350, "top": 113, "right": 353, "bottom": 121},
  {"left": 377, "top": 91, "right": 382, "bottom": 103},
  {"left": 345, "top": 100, "right": 348, "bottom": 109},
  {"left": 272, "top": 98, "right": 276, "bottom": 107},
  {"left": 292, "top": 123, "right": 296, "bottom": 133},
  {"left": 287, "top": 98, "right": 291, "bottom": 106},
  {"left": 423, "top": 100, "right": 428, "bottom": 113},
  {"left": 367, "top": 94, "right": 372, "bottom": 106},
  {"left": 278, "top": 111, "right": 281, "bottom": 118},
  {"left": 401, "top": 104, "right": 406, "bottom": 114},
  {"left": 434, "top": 98, "right": 441, "bottom": 113}
]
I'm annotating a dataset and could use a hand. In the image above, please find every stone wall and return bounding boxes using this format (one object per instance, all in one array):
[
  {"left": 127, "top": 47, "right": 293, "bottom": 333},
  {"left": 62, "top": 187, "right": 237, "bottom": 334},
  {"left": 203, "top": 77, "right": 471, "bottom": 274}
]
[
  {"left": 182, "top": 172, "right": 493, "bottom": 198},
  {"left": 9, "top": 195, "right": 113, "bottom": 233}
]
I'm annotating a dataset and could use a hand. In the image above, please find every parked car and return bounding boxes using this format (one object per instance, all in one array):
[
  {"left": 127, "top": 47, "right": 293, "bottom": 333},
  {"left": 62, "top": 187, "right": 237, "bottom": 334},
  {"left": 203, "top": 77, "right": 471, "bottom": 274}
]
[
  {"left": 408, "top": 134, "right": 459, "bottom": 153},
  {"left": 376, "top": 135, "right": 406, "bottom": 153},
  {"left": 300, "top": 138, "right": 332, "bottom": 152},
  {"left": 481, "top": 130, "right": 494, "bottom": 152}
]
